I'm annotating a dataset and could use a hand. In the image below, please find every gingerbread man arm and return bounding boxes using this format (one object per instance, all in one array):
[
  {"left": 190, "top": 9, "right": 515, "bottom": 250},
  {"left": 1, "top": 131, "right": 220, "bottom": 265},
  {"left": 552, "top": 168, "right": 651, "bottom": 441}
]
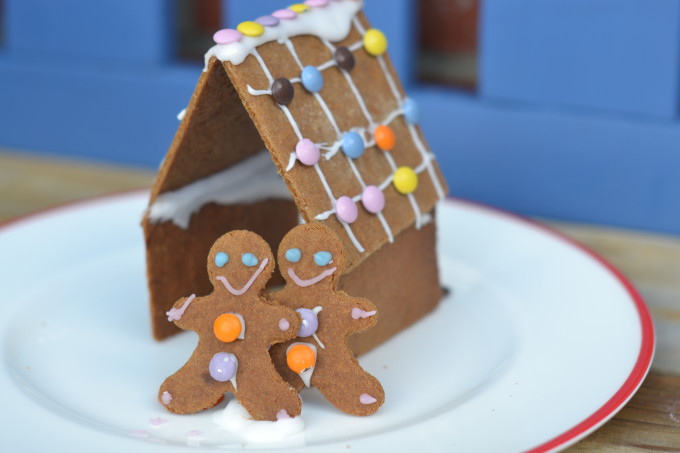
[
  {"left": 166, "top": 294, "right": 208, "bottom": 329},
  {"left": 250, "top": 297, "right": 301, "bottom": 344},
  {"left": 332, "top": 294, "right": 378, "bottom": 332}
]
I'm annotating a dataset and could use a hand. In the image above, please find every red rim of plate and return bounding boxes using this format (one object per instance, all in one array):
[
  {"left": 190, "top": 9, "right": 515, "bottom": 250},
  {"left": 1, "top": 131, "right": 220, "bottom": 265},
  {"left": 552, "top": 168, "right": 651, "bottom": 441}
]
[{"left": 0, "top": 191, "right": 655, "bottom": 453}]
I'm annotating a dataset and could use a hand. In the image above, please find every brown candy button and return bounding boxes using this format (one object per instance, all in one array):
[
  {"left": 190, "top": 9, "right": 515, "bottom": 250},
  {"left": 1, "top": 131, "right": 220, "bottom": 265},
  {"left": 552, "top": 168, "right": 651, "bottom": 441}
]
[
  {"left": 334, "top": 46, "right": 355, "bottom": 71},
  {"left": 271, "top": 78, "right": 294, "bottom": 105}
]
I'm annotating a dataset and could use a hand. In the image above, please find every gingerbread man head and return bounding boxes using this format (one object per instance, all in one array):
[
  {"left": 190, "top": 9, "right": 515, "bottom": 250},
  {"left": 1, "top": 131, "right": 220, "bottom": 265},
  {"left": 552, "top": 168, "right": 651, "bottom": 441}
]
[
  {"left": 208, "top": 230, "right": 275, "bottom": 296},
  {"left": 277, "top": 223, "right": 345, "bottom": 291}
]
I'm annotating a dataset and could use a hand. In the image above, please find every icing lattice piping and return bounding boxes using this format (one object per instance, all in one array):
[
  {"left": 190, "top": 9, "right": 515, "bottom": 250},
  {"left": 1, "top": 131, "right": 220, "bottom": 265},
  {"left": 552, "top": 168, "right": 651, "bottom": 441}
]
[{"left": 205, "top": 0, "right": 446, "bottom": 253}]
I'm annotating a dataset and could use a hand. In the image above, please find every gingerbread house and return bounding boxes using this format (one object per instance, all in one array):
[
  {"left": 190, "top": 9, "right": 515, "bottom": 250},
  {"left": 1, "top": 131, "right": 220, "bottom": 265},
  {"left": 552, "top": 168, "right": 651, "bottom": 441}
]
[{"left": 143, "top": 0, "right": 449, "bottom": 354}]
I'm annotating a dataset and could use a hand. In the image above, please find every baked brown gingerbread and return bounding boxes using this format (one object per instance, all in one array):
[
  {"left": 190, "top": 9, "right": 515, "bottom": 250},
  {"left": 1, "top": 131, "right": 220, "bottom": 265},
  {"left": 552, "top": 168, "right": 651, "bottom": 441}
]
[
  {"left": 159, "top": 230, "right": 302, "bottom": 421},
  {"left": 268, "top": 223, "right": 385, "bottom": 416}
]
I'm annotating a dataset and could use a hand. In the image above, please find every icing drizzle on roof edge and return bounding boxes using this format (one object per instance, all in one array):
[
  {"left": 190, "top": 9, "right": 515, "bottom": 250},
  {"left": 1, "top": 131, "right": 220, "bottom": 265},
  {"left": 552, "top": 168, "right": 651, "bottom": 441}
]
[{"left": 204, "top": 0, "right": 363, "bottom": 69}]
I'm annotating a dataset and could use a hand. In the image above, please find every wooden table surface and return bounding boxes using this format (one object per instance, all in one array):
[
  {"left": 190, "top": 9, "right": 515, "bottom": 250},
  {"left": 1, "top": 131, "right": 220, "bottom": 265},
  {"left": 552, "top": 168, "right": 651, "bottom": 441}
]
[{"left": 1, "top": 150, "right": 679, "bottom": 451}]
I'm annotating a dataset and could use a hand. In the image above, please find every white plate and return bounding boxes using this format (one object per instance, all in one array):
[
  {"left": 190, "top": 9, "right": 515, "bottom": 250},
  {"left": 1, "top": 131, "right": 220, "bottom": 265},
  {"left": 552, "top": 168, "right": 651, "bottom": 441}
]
[{"left": 0, "top": 192, "right": 653, "bottom": 452}]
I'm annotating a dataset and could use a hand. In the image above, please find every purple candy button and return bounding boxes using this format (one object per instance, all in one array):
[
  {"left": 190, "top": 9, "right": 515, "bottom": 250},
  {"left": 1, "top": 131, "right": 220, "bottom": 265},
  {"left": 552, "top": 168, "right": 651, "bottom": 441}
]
[
  {"left": 272, "top": 9, "right": 297, "bottom": 20},
  {"left": 295, "top": 139, "right": 320, "bottom": 166},
  {"left": 361, "top": 185, "right": 385, "bottom": 214},
  {"left": 336, "top": 196, "right": 358, "bottom": 223},
  {"left": 255, "top": 15, "right": 280, "bottom": 27},
  {"left": 296, "top": 308, "right": 319, "bottom": 337},
  {"left": 213, "top": 29, "right": 242, "bottom": 45},
  {"left": 305, "top": 0, "right": 330, "bottom": 7}
]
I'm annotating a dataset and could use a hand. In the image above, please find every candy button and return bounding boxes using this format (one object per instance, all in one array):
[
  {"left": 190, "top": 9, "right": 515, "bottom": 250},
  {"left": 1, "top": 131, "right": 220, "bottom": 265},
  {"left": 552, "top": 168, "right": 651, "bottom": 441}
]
[
  {"left": 374, "top": 125, "right": 395, "bottom": 151},
  {"left": 305, "top": 0, "right": 330, "bottom": 7},
  {"left": 393, "top": 166, "right": 418, "bottom": 194},
  {"left": 363, "top": 29, "right": 388, "bottom": 56},
  {"left": 237, "top": 21, "right": 265, "bottom": 37},
  {"left": 272, "top": 9, "right": 297, "bottom": 20},
  {"left": 271, "top": 78, "right": 294, "bottom": 105},
  {"left": 336, "top": 196, "right": 358, "bottom": 223},
  {"left": 285, "top": 248, "right": 302, "bottom": 263},
  {"left": 342, "top": 131, "right": 364, "bottom": 159},
  {"left": 313, "top": 251, "right": 333, "bottom": 266},
  {"left": 214, "top": 314, "right": 243, "bottom": 343},
  {"left": 288, "top": 4, "right": 310, "bottom": 13},
  {"left": 403, "top": 98, "right": 419, "bottom": 124},
  {"left": 362, "top": 185, "right": 385, "bottom": 214},
  {"left": 301, "top": 66, "right": 324, "bottom": 93},
  {"left": 209, "top": 352, "right": 237, "bottom": 382},
  {"left": 241, "top": 253, "right": 258, "bottom": 267},
  {"left": 255, "top": 15, "right": 279, "bottom": 27},
  {"left": 287, "top": 344, "right": 316, "bottom": 373},
  {"left": 295, "top": 138, "right": 320, "bottom": 166},
  {"left": 296, "top": 308, "right": 319, "bottom": 337},
  {"left": 334, "top": 46, "right": 355, "bottom": 71},
  {"left": 214, "top": 251, "right": 229, "bottom": 267},
  {"left": 213, "top": 29, "right": 242, "bottom": 45}
]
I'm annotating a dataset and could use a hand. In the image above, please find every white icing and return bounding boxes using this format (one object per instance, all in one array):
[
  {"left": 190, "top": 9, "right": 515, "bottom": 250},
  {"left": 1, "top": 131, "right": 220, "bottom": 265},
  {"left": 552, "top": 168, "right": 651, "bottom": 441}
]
[
  {"left": 204, "top": 0, "right": 363, "bottom": 68},
  {"left": 147, "top": 151, "right": 291, "bottom": 229},
  {"left": 177, "top": 108, "right": 186, "bottom": 121},
  {"left": 213, "top": 399, "right": 305, "bottom": 446},
  {"left": 421, "top": 210, "right": 434, "bottom": 227}
]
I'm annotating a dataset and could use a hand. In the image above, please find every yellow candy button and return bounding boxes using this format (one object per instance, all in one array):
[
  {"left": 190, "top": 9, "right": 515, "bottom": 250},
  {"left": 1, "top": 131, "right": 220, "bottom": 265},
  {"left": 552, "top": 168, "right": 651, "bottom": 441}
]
[
  {"left": 363, "top": 28, "right": 388, "bottom": 56},
  {"left": 288, "top": 4, "right": 310, "bottom": 14},
  {"left": 237, "top": 21, "right": 265, "bottom": 38},
  {"left": 393, "top": 166, "right": 418, "bottom": 194}
]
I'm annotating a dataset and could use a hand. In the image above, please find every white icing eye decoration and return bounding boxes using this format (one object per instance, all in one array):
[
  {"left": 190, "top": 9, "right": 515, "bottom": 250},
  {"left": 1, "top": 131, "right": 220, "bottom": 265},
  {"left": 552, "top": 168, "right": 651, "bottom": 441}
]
[
  {"left": 314, "top": 251, "right": 332, "bottom": 266},
  {"left": 286, "top": 248, "right": 301, "bottom": 263},
  {"left": 241, "top": 253, "right": 259, "bottom": 267},
  {"left": 215, "top": 252, "right": 229, "bottom": 267}
]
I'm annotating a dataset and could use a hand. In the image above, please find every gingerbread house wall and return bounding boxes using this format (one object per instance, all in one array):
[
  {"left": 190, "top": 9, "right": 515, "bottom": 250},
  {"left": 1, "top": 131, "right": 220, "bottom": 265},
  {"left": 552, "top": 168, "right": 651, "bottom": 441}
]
[{"left": 341, "top": 215, "right": 442, "bottom": 356}]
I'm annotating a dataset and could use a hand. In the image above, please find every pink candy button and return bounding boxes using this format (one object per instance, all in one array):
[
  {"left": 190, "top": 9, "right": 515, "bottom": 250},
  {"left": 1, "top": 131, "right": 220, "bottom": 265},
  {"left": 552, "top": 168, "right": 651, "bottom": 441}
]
[
  {"left": 213, "top": 29, "right": 242, "bottom": 45},
  {"left": 336, "top": 196, "right": 358, "bottom": 223},
  {"left": 295, "top": 139, "right": 320, "bottom": 166},
  {"left": 361, "top": 185, "right": 385, "bottom": 214},
  {"left": 305, "top": 0, "right": 330, "bottom": 7},
  {"left": 272, "top": 9, "right": 297, "bottom": 20}
]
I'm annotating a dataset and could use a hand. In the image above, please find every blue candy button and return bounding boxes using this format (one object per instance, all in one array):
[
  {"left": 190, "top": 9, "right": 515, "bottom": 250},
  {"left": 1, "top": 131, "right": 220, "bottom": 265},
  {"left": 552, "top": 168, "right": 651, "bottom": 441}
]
[
  {"left": 301, "top": 66, "right": 324, "bottom": 93},
  {"left": 403, "top": 98, "right": 419, "bottom": 124},
  {"left": 342, "top": 131, "right": 365, "bottom": 159}
]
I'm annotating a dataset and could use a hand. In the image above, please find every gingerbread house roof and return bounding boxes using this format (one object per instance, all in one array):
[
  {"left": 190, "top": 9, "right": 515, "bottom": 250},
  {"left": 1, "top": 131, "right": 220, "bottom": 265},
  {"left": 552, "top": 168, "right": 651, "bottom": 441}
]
[{"left": 146, "top": 0, "right": 448, "bottom": 273}]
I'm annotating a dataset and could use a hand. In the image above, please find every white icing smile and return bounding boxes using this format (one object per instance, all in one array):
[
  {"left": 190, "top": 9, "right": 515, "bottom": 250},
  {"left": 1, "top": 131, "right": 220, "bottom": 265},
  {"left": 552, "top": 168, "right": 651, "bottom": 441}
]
[
  {"left": 287, "top": 267, "right": 337, "bottom": 288},
  {"left": 217, "top": 258, "right": 269, "bottom": 296}
]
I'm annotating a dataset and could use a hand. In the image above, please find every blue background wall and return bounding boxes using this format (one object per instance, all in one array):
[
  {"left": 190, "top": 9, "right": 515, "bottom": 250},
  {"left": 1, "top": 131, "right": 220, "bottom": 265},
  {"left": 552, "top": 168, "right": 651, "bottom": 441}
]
[{"left": 0, "top": 0, "right": 678, "bottom": 235}]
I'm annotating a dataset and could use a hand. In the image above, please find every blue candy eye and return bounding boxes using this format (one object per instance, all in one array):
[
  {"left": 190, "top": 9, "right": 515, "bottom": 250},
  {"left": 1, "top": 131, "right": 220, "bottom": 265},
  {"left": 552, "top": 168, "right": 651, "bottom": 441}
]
[
  {"left": 241, "top": 253, "right": 259, "bottom": 267},
  {"left": 285, "top": 248, "right": 301, "bottom": 263},
  {"left": 215, "top": 252, "right": 229, "bottom": 268},
  {"left": 314, "top": 251, "right": 333, "bottom": 266}
]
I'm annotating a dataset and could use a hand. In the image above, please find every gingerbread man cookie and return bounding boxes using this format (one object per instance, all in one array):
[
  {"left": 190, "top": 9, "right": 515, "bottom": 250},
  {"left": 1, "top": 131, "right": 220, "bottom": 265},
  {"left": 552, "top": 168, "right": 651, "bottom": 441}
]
[
  {"left": 159, "top": 230, "right": 302, "bottom": 421},
  {"left": 268, "top": 224, "right": 385, "bottom": 416}
]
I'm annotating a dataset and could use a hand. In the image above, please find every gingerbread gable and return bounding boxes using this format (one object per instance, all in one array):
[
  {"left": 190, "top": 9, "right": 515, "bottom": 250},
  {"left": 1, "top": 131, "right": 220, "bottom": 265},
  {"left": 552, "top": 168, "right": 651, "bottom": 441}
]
[{"left": 147, "top": 0, "right": 448, "bottom": 274}]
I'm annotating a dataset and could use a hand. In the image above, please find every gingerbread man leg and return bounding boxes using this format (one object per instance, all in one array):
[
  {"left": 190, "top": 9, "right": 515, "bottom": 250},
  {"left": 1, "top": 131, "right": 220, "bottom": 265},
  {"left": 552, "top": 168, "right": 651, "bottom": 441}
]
[
  {"left": 159, "top": 346, "right": 230, "bottom": 414},
  {"left": 233, "top": 350, "right": 302, "bottom": 420},
  {"left": 312, "top": 349, "right": 384, "bottom": 416}
]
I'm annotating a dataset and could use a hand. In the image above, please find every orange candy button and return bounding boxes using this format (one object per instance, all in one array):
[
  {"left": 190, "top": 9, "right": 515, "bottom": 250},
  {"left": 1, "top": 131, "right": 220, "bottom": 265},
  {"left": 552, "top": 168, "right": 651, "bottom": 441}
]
[
  {"left": 287, "top": 344, "right": 316, "bottom": 373},
  {"left": 374, "top": 125, "right": 395, "bottom": 151},
  {"left": 213, "top": 313, "right": 242, "bottom": 343}
]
